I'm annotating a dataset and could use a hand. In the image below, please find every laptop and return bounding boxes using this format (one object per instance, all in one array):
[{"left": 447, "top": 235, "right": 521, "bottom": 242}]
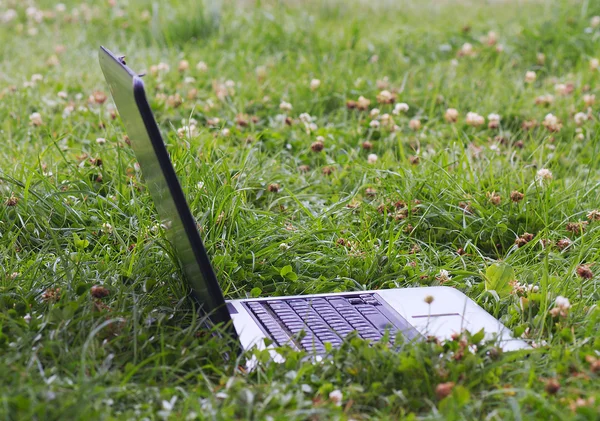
[{"left": 98, "top": 46, "right": 528, "bottom": 354}]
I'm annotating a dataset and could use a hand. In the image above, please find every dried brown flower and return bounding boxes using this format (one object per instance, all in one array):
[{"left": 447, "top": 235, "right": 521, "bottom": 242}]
[
  {"left": 365, "top": 188, "right": 377, "bottom": 197},
  {"left": 576, "top": 264, "right": 593, "bottom": 279},
  {"left": 362, "top": 141, "right": 373, "bottom": 150},
  {"left": 92, "top": 91, "right": 107, "bottom": 104},
  {"left": 566, "top": 221, "right": 588, "bottom": 235},
  {"left": 91, "top": 285, "right": 110, "bottom": 299},
  {"left": 555, "top": 238, "right": 571, "bottom": 251},
  {"left": 435, "top": 382, "right": 455, "bottom": 400},
  {"left": 409, "top": 244, "right": 420, "bottom": 254},
  {"left": 586, "top": 210, "right": 600, "bottom": 221},
  {"left": 336, "top": 238, "right": 348, "bottom": 247},
  {"left": 544, "top": 378, "right": 560, "bottom": 395},
  {"left": 459, "top": 201, "right": 474, "bottom": 214},
  {"left": 89, "top": 158, "right": 103, "bottom": 167},
  {"left": 267, "top": 183, "right": 280, "bottom": 193},
  {"left": 322, "top": 166, "right": 335, "bottom": 176},
  {"left": 166, "top": 93, "right": 183, "bottom": 108},
  {"left": 510, "top": 191, "right": 524, "bottom": 202},
  {"left": 235, "top": 113, "right": 249, "bottom": 127},
  {"left": 311, "top": 140, "right": 324, "bottom": 152},
  {"left": 5, "top": 196, "right": 18, "bottom": 206},
  {"left": 515, "top": 232, "right": 534, "bottom": 247},
  {"left": 42, "top": 287, "right": 61, "bottom": 303},
  {"left": 487, "top": 192, "right": 502, "bottom": 206}
]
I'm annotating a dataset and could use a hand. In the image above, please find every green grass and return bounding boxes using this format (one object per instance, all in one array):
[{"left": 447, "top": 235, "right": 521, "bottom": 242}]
[{"left": 1, "top": 0, "right": 599, "bottom": 419}]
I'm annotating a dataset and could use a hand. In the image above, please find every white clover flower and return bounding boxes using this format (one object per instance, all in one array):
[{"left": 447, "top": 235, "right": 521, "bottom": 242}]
[
  {"left": 409, "top": 119, "right": 421, "bottom": 130},
  {"left": 96, "top": 137, "right": 106, "bottom": 145},
  {"left": 380, "top": 113, "right": 392, "bottom": 125},
  {"left": 177, "top": 125, "right": 198, "bottom": 138},
  {"left": 26, "top": 7, "right": 43, "bottom": 23},
  {"left": 357, "top": 96, "right": 370, "bottom": 109},
  {"left": 310, "top": 78, "right": 321, "bottom": 90},
  {"left": 2, "top": 9, "right": 18, "bottom": 23},
  {"left": 554, "top": 83, "right": 569, "bottom": 95},
  {"left": 377, "top": 90, "right": 393, "bottom": 103},
  {"left": 536, "top": 168, "right": 553, "bottom": 183},
  {"left": 542, "top": 113, "right": 562, "bottom": 132},
  {"left": 299, "top": 112, "right": 312, "bottom": 123},
  {"left": 62, "top": 105, "right": 74, "bottom": 118},
  {"left": 555, "top": 295, "right": 570, "bottom": 309},
  {"left": 544, "top": 114, "right": 557, "bottom": 125},
  {"left": 444, "top": 108, "right": 459, "bottom": 122},
  {"left": 196, "top": 61, "right": 208, "bottom": 72},
  {"left": 535, "top": 94, "right": 554, "bottom": 106},
  {"left": 436, "top": 269, "right": 451, "bottom": 283},
  {"left": 329, "top": 390, "right": 343, "bottom": 406},
  {"left": 369, "top": 108, "right": 380, "bottom": 118},
  {"left": 367, "top": 153, "right": 378, "bottom": 164},
  {"left": 487, "top": 113, "right": 500, "bottom": 122},
  {"left": 592, "top": 16, "right": 600, "bottom": 28},
  {"left": 460, "top": 42, "right": 474, "bottom": 56},
  {"left": 525, "top": 71, "right": 536, "bottom": 83},
  {"left": 369, "top": 120, "right": 380, "bottom": 129},
  {"left": 583, "top": 94, "right": 595, "bottom": 106},
  {"left": 279, "top": 101, "right": 292, "bottom": 111},
  {"left": 393, "top": 103, "right": 409, "bottom": 115},
  {"left": 465, "top": 112, "right": 485, "bottom": 127},
  {"left": 29, "top": 112, "right": 43, "bottom": 126},
  {"left": 156, "top": 62, "right": 170, "bottom": 72},
  {"left": 178, "top": 60, "right": 189, "bottom": 72},
  {"left": 574, "top": 112, "right": 588, "bottom": 126},
  {"left": 255, "top": 65, "right": 267, "bottom": 78}
]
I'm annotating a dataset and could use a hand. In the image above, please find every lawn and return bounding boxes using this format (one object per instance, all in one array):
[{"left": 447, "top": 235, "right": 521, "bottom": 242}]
[{"left": 1, "top": 0, "right": 599, "bottom": 419}]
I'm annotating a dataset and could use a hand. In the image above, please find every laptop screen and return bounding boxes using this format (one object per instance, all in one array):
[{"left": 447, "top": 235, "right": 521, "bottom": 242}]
[{"left": 98, "top": 47, "right": 235, "bottom": 333}]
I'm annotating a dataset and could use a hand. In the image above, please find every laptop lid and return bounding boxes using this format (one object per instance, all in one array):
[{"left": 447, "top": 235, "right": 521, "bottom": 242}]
[{"left": 98, "top": 46, "right": 236, "bottom": 337}]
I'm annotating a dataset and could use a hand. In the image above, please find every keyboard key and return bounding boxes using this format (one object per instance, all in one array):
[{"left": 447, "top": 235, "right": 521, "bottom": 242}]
[
  {"left": 362, "top": 313, "right": 394, "bottom": 331},
  {"left": 347, "top": 298, "right": 364, "bottom": 305},
  {"left": 328, "top": 299, "right": 351, "bottom": 308}
]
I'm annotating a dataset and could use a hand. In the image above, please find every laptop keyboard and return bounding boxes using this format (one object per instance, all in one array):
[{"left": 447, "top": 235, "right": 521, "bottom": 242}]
[{"left": 245, "top": 294, "right": 411, "bottom": 353}]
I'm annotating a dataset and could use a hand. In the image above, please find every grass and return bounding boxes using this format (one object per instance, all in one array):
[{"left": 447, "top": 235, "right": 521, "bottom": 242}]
[{"left": 1, "top": 0, "right": 599, "bottom": 419}]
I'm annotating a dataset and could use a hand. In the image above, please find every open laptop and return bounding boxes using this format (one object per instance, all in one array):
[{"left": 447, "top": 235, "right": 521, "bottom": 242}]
[{"left": 98, "top": 46, "right": 528, "bottom": 354}]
